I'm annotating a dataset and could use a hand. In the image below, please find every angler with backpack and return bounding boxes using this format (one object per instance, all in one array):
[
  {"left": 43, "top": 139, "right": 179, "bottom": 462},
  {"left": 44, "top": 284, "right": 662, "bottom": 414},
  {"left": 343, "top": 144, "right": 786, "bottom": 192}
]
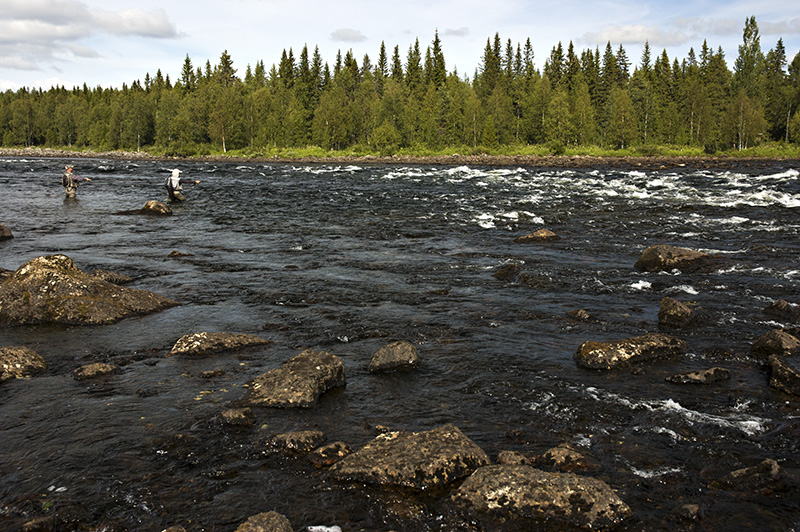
[
  {"left": 61, "top": 164, "right": 91, "bottom": 198},
  {"left": 164, "top": 169, "right": 200, "bottom": 202}
]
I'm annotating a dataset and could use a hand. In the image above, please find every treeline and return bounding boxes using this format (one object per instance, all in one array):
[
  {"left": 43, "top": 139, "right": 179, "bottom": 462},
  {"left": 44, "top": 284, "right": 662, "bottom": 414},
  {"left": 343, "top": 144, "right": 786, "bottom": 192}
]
[{"left": 2, "top": 17, "right": 799, "bottom": 156}]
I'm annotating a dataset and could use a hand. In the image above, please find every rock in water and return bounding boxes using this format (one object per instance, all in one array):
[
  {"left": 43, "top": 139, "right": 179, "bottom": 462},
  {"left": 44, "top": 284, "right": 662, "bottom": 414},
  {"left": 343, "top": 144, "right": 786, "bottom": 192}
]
[
  {"left": 452, "top": 464, "right": 631, "bottom": 529},
  {"left": 634, "top": 244, "right": 715, "bottom": 273},
  {"left": 0, "top": 346, "right": 47, "bottom": 383},
  {"left": 244, "top": 349, "right": 345, "bottom": 407},
  {"left": 168, "top": 332, "right": 271, "bottom": 356},
  {"left": 0, "top": 254, "right": 179, "bottom": 325},
  {"left": 0, "top": 222, "right": 13, "bottom": 240},
  {"left": 140, "top": 200, "right": 172, "bottom": 215},
  {"left": 369, "top": 340, "right": 420, "bottom": 372},
  {"left": 330, "top": 424, "right": 489, "bottom": 489},
  {"left": 768, "top": 355, "right": 800, "bottom": 396},
  {"left": 514, "top": 228, "right": 561, "bottom": 243},
  {"left": 235, "top": 511, "right": 293, "bottom": 532},
  {"left": 574, "top": 333, "right": 688, "bottom": 370}
]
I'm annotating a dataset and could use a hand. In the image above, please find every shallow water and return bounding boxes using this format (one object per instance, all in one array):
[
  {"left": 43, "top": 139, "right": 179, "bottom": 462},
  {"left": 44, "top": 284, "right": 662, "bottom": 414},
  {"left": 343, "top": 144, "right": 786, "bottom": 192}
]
[{"left": 1, "top": 157, "right": 799, "bottom": 531}]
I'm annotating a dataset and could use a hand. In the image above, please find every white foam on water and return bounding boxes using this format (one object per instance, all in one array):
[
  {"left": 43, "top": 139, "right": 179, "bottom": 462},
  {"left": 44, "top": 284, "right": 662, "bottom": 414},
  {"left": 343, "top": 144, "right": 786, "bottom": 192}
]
[
  {"left": 629, "top": 280, "right": 652, "bottom": 291},
  {"left": 631, "top": 465, "right": 684, "bottom": 478},
  {"left": 666, "top": 284, "right": 699, "bottom": 295}
]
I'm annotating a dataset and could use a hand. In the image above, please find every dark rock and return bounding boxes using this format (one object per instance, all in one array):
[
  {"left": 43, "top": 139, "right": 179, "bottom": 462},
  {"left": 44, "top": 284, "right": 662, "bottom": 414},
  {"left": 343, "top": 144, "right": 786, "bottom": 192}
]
[
  {"left": 535, "top": 444, "right": 601, "bottom": 474},
  {"left": 514, "top": 228, "right": 560, "bottom": 243},
  {"left": 0, "top": 222, "right": 13, "bottom": 240},
  {"left": 666, "top": 367, "right": 730, "bottom": 384},
  {"left": 90, "top": 269, "right": 133, "bottom": 284},
  {"left": 658, "top": 297, "right": 707, "bottom": 328},
  {"left": 0, "top": 346, "right": 47, "bottom": 383},
  {"left": 330, "top": 424, "right": 490, "bottom": 490},
  {"left": 567, "top": 309, "right": 591, "bottom": 321},
  {"left": 234, "top": 511, "right": 292, "bottom": 532},
  {"left": 750, "top": 329, "right": 800, "bottom": 360},
  {"left": 244, "top": 349, "right": 346, "bottom": 407},
  {"left": 452, "top": 464, "right": 631, "bottom": 529},
  {"left": 0, "top": 268, "right": 12, "bottom": 281},
  {"left": 0, "top": 254, "right": 179, "bottom": 325},
  {"left": 72, "top": 362, "right": 120, "bottom": 381},
  {"left": 715, "top": 459, "right": 786, "bottom": 494},
  {"left": 266, "top": 430, "right": 326, "bottom": 455},
  {"left": 168, "top": 332, "right": 271, "bottom": 356},
  {"left": 634, "top": 244, "right": 717, "bottom": 273},
  {"left": 496, "top": 450, "right": 532, "bottom": 465},
  {"left": 493, "top": 263, "right": 522, "bottom": 282},
  {"left": 574, "top": 332, "right": 688, "bottom": 370},
  {"left": 310, "top": 441, "right": 352, "bottom": 468},
  {"left": 674, "top": 503, "right": 702, "bottom": 522},
  {"left": 168, "top": 250, "right": 193, "bottom": 257},
  {"left": 768, "top": 355, "right": 800, "bottom": 396},
  {"left": 763, "top": 300, "right": 800, "bottom": 323},
  {"left": 369, "top": 340, "right": 420, "bottom": 372},
  {"left": 221, "top": 408, "right": 255, "bottom": 426}
]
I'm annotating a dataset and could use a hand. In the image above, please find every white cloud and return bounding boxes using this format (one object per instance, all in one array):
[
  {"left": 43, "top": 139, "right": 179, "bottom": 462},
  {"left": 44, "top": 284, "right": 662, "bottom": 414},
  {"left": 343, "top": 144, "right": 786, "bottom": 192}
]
[
  {"left": 331, "top": 28, "right": 368, "bottom": 43},
  {"left": 91, "top": 8, "right": 178, "bottom": 38},
  {"left": 582, "top": 25, "right": 690, "bottom": 48},
  {"left": 444, "top": 27, "right": 469, "bottom": 37}
]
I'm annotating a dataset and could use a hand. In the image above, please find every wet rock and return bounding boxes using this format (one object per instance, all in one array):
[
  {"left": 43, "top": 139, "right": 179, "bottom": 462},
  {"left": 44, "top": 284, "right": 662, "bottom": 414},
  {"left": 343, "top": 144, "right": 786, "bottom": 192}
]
[
  {"left": 266, "top": 430, "right": 326, "bottom": 455},
  {"left": 535, "top": 444, "right": 601, "bottom": 474},
  {"left": 496, "top": 450, "right": 532, "bottom": 465},
  {"left": 139, "top": 200, "right": 172, "bottom": 215},
  {"left": 168, "top": 332, "right": 271, "bottom": 357},
  {"left": 763, "top": 299, "right": 800, "bottom": 323},
  {"left": 244, "top": 349, "right": 346, "bottom": 408},
  {"left": 310, "top": 441, "right": 352, "bottom": 468},
  {"left": 514, "top": 228, "right": 560, "bottom": 243},
  {"left": 658, "top": 297, "right": 707, "bottom": 328},
  {"left": 0, "top": 222, "right": 13, "bottom": 240},
  {"left": 567, "top": 309, "right": 591, "bottom": 321},
  {"left": 0, "top": 346, "right": 47, "bottom": 383},
  {"left": 493, "top": 263, "right": 522, "bottom": 282},
  {"left": 666, "top": 367, "right": 730, "bottom": 384},
  {"left": 369, "top": 340, "right": 420, "bottom": 372},
  {"left": 768, "top": 356, "right": 800, "bottom": 396},
  {"left": 0, "top": 254, "right": 179, "bottom": 326},
  {"left": 634, "top": 244, "right": 716, "bottom": 273},
  {"left": 574, "top": 332, "right": 688, "bottom": 370},
  {"left": 234, "top": 511, "right": 292, "bottom": 532},
  {"left": 452, "top": 464, "right": 631, "bottom": 529},
  {"left": 0, "top": 268, "right": 12, "bottom": 281},
  {"left": 221, "top": 407, "right": 255, "bottom": 426},
  {"left": 162, "top": 527, "right": 187, "bottom": 532},
  {"left": 168, "top": 250, "right": 194, "bottom": 257},
  {"left": 72, "top": 362, "right": 120, "bottom": 381},
  {"left": 90, "top": 269, "right": 133, "bottom": 284},
  {"left": 750, "top": 329, "right": 800, "bottom": 360},
  {"left": 715, "top": 459, "right": 786, "bottom": 494},
  {"left": 330, "top": 424, "right": 489, "bottom": 490},
  {"left": 674, "top": 503, "right": 702, "bottom": 522}
]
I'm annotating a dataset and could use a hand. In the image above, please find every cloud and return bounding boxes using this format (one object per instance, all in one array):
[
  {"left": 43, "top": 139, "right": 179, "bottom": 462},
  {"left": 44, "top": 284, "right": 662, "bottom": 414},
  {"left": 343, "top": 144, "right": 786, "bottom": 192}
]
[
  {"left": 444, "top": 27, "right": 469, "bottom": 37},
  {"left": 330, "top": 28, "right": 367, "bottom": 42},
  {"left": 760, "top": 18, "right": 800, "bottom": 35},
  {"left": 582, "top": 24, "right": 689, "bottom": 47},
  {"left": 91, "top": 8, "right": 178, "bottom": 38}
]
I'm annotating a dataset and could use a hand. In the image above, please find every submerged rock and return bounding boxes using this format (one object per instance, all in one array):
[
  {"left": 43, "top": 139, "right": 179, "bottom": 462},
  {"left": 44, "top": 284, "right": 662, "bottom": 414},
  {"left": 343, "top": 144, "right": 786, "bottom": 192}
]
[
  {"left": 0, "top": 222, "right": 13, "bottom": 240},
  {"left": 574, "top": 332, "right": 688, "bottom": 370},
  {"left": 220, "top": 407, "right": 255, "bottom": 426},
  {"left": 715, "top": 459, "right": 786, "bottom": 494},
  {"left": 635, "top": 244, "right": 716, "bottom": 273},
  {"left": 266, "top": 430, "right": 326, "bottom": 455},
  {"left": 514, "top": 228, "right": 560, "bottom": 243},
  {"left": 0, "top": 255, "right": 179, "bottom": 325},
  {"left": 768, "top": 355, "right": 800, "bottom": 396},
  {"left": 235, "top": 511, "right": 292, "bottom": 532},
  {"left": 72, "top": 362, "right": 120, "bottom": 381},
  {"left": 90, "top": 269, "right": 133, "bottom": 285},
  {"left": 535, "top": 443, "right": 601, "bottom": 474},
  {"left": 0, "top": 346, "right": 47, "bottom": 383},
  {"left": 763, "top": 299, "right": 800, "bottom": 323},
  {"left": 666, "top": 367, "right": 731, "bottom": 385},
  {"left": 330, "top": 424, "right": 489, "bottom": 490},
  {"left": 310, "top": 441, "right": 352, "bottom": 468},
  {"left": 244, "top": 349, "right": 345, "bottom": 407},
  {"left": 452, "top": 464, "right": 631, "bottom": 529},
  {"left": 658, "top": 297, "right": 708, "bottom": 329},
  {"left": 369, "top": 340, "right": 420, "bottom": 372},
  {"left": 750, "top": 329, "right": 800, "bottom": 360},
  {"left": 168, "top": 332, "right": 271, "bottom": 356}
]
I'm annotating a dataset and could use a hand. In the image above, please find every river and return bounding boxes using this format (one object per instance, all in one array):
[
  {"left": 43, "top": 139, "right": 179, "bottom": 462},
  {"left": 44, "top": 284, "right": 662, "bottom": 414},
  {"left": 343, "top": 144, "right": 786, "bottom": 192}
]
[{"left": 1, "top": 157, "right": 799, "bottom": 531}]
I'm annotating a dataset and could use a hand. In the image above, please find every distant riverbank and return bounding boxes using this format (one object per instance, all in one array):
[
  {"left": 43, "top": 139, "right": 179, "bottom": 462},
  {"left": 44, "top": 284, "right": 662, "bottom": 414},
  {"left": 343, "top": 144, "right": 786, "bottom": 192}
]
[{"left": 1, "top": 146, "right": 797, "bottom": 171}]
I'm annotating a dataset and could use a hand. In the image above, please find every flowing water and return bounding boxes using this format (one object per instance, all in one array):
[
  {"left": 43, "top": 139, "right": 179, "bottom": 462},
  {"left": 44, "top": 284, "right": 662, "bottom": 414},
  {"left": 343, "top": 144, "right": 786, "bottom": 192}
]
[{"left": 0, "top": 157, "right": 799, "bottom": 531}]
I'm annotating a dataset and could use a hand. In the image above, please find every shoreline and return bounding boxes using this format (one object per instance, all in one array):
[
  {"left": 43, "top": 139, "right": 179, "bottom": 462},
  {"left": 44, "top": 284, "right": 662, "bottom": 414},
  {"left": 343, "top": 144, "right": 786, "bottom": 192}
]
[{"left": 1, "top": 146, "right": 797, "bottom": 171}]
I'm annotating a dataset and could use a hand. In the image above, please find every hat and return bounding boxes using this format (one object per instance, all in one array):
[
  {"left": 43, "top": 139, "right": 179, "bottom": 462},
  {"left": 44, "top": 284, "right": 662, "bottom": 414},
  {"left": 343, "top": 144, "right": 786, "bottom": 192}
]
[
  {"left": 171, "top": 169, "right": 182, "bottom": 177},
  {"left": 65, "top": 164, "right": 73, "bottom": 170}
]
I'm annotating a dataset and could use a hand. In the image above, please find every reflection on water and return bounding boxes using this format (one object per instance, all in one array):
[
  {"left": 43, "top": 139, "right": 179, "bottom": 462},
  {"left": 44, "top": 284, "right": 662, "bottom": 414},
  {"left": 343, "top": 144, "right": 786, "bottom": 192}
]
[{"left": 1, "top": 157, "right": 799, "bottom": 531}]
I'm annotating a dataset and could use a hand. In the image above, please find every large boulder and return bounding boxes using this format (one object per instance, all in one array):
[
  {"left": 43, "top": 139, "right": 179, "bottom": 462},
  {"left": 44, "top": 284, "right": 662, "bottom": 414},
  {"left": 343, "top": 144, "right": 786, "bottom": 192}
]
[
  {"left": 750, "top": 329, "right": 800, "bottom": 360},
  {"left": 768, "top": 355, "right": 800, "bottom": 396},
  {"left": 574, "top": 332, "right": 688, "bottom": 370},
  {"left": 244, "top": 349, "right": 345, "bottom": 407},
  {"left": 452, "top": 464, "right": 631, "bottom": 530},
  {"left": 0, "top": 255, "right": 179, "bottom": 325},
  {"left": 0, "top": 222, "right": 13, "bottom": 240},
  {"left": 330, "top": 424, "right": 489, "bottom": 490},
  {"left": 369, "top": 340, "right": 420, "bottom": 372},
  {"left": 168, "top": 332, "right": 271, "bottom": 356},
  {"left": 1, "top": 346, "right": 47, "bottom": 383},
  {"left": 634, "top": 244, "right": 716, "bottom": 273}
]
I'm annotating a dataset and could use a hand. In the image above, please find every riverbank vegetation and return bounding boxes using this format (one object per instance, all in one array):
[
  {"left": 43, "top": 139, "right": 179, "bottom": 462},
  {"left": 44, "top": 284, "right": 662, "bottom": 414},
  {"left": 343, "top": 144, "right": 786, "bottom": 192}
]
[{"left": 2, "top": 17, "right": 799, "bottom": 160}]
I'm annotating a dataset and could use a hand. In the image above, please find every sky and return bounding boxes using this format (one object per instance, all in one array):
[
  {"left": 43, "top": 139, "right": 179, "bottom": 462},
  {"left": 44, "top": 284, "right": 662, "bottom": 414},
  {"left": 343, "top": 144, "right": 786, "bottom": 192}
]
[{"left": 2, "top": 0, "right": 799, "bottom": 91}]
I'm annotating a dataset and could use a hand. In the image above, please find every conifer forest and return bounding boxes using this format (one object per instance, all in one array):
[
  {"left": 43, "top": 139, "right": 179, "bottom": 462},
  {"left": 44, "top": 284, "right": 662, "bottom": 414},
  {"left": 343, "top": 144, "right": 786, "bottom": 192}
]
[{"left": 2, "top": 17, "right": 799, "bottom": 156}]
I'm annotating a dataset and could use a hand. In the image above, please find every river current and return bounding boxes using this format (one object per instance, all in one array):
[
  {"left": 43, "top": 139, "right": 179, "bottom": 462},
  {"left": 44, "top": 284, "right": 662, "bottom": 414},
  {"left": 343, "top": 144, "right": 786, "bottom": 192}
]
[{"left": 0, "top": 157, "right": 799, "bottom": 531}]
